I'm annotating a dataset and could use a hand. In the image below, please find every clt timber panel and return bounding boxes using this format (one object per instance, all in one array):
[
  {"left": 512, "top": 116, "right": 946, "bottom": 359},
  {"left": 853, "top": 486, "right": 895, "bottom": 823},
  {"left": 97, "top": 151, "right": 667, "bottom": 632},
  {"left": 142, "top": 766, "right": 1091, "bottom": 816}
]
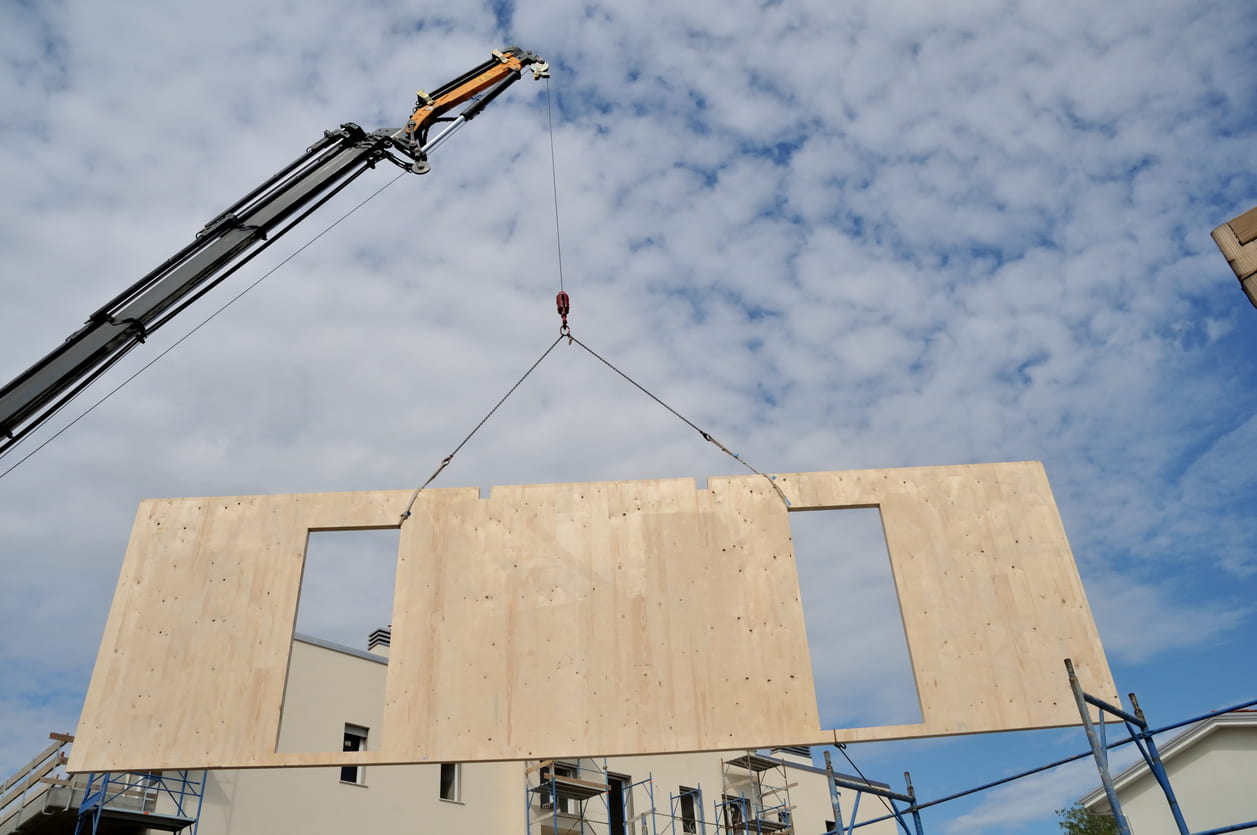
[
  {"left": 1212, "top": 205, "right": 1257, "bottom": 307},
  {"left": 69, "top": 462, "right": 1116, "bottom": 772}
]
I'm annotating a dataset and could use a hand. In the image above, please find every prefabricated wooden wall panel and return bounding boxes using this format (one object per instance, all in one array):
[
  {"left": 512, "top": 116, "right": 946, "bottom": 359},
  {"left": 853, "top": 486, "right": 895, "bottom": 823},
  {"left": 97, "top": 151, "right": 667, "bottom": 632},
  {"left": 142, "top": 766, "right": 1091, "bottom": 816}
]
[
  {"left": 70, "top": 462, "right": 1116, "bottom": 773},
  {"left": 773, "top": 464, "right": 1115, "bottom": 743},
  {"left": 70, "top": 490, "right": 412, "bottom": 773},
  {"left": 1212, "top": 207, "right": 1257, "bottom": 304},
  {"left": 385, "top": 478, "right": 817, "bottom": 762}
]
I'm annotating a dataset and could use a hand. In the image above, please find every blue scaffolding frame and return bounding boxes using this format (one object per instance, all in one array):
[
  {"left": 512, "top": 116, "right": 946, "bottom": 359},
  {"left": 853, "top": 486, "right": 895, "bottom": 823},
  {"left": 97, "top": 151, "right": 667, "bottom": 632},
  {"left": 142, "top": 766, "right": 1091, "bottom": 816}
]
[
  {"left": 717, "top": 753, "right": 796, "bottom": 835},
  {"left": 526, "top": 759, "right": 612, "bottom": 835},
  {"left": 668, "top": 785, "right": 707, "bottom": 835},
  {"left": 524, "top": 760, "right": 711, "bottom": 835},
  {"left": 820, "top": 750, "right": 921, "bottom": 835},
  {"left": 613, "top": 774, "right": 658, "bottom": 835},
  {"left": 74, "top": 770, "right": 205, "bottom": 835},
  {"left": 1066, "top": 658, "right": 1257, "bottom": 835},
  {"left": 810, "top": 661, "right": 1256, "bottom": 834}
]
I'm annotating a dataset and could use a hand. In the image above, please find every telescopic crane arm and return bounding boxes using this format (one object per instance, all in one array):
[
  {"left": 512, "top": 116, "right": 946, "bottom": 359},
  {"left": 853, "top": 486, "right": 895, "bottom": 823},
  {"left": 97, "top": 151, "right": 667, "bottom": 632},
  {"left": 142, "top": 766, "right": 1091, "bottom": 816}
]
[{"left": 0, "top": 47, "right": 548, "bottom": 457}]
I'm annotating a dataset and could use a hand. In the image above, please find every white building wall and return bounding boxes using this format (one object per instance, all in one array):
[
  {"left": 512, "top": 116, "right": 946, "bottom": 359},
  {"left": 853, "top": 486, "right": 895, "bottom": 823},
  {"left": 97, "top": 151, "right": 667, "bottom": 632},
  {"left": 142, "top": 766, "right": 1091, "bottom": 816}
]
[
  {"left": 195, "top": 638, "right": 519, "bottom": 835},
  {"left": 1113, "top": 725, "right": 1257, "bottom": 835},
  {"left": 190, "top": 638, "right": 898, "bottom": 835}
]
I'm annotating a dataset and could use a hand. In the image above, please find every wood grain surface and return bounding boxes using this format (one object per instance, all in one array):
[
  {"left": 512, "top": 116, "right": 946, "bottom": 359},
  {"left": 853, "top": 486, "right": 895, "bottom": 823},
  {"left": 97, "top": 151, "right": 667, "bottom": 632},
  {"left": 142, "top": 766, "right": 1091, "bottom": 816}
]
[{"left": 70, "top": 462, "right": 1116, "bottom": 772}]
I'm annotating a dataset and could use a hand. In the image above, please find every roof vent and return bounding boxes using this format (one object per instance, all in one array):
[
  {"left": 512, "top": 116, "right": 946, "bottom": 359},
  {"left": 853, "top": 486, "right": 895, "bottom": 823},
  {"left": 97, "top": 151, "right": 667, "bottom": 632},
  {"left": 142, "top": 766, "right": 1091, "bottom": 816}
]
[{"left": 368, "top": 627, "right": 391, "bottom": 656}]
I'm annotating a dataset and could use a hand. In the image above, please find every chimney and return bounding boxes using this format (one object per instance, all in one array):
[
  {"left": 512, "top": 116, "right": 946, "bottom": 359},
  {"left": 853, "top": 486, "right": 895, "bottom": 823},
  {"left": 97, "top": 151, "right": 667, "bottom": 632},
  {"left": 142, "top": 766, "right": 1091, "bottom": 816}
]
[{"left": 368, "top": 627, "right": 391, "bottom": 658}]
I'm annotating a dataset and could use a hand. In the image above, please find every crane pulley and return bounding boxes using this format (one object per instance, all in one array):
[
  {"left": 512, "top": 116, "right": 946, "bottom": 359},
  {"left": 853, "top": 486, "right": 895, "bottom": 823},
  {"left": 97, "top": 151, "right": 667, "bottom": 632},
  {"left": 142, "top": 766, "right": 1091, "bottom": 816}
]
[{"left": 556, "top": 291, "right": 571, "bottom": 334}]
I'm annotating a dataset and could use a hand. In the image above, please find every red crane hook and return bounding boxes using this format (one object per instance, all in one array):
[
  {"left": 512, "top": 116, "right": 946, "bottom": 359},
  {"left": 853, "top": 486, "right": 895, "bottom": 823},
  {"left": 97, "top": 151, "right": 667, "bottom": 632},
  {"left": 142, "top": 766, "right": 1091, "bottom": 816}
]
[{"left": 556, "top": 291, "right": 571, "bottom": 335}]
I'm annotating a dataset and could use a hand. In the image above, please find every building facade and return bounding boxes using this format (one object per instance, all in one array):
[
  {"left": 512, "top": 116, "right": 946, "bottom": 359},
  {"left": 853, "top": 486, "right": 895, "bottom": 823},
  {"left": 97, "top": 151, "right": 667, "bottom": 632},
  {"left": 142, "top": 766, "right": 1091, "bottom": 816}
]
[
  {"left": 4, "top": 634, "right": 898, "bottom": 835},
  {"left": 197, "top": 634, "right": 897, "bottom": 835},
  {"left": 1079, "top": 711, "right": 1257, "bottom": 834}
]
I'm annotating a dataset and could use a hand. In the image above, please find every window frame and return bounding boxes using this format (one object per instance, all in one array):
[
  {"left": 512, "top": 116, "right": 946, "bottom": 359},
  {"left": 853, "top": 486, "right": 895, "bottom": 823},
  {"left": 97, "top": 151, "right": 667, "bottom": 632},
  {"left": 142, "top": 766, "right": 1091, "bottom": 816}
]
[
  {"left": 678, "top": 786, "right": 699, "bottom": 834},
  {"left": 340, "top": 724, "right": 368, "bottom": 785},
  {"left": 439, "top": 762, "right": 462, "bottom": 802}
]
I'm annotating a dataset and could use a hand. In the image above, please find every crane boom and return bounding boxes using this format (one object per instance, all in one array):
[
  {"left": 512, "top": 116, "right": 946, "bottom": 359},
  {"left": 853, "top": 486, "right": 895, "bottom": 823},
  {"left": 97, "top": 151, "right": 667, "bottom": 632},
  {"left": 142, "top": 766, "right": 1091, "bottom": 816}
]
[{"left": 0, "top": 47, "right": 548, "bottom": 458}]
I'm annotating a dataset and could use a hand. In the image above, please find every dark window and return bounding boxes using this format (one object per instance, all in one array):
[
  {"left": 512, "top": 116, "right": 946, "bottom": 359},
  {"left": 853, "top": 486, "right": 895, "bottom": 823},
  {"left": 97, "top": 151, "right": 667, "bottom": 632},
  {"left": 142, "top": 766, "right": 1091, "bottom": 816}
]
[
  {"left": 440, "top": 762, "right": 461, "bottom": 801},
  {"left": 340, "top": 724, "right": 367, "bottom": 784},
  {"left": 679, "top": 787, "right": 698, "bottom": 834},
  {"left": 723, "top": 796, "right": 746, "bottom": 834},
  {"left": 608, "top": 774, "right": 629, "bottom": 835}
]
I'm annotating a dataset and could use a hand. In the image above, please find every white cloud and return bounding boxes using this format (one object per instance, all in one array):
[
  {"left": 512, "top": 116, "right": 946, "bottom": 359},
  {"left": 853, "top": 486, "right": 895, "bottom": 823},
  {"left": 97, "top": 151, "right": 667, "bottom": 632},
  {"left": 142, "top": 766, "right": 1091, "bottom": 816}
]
[
  {"left": 941, "top": 758, "right": 1116, "bottom": 835},
  {"left": 0, "top": 4, "right": 1254, "bottom": 817}
]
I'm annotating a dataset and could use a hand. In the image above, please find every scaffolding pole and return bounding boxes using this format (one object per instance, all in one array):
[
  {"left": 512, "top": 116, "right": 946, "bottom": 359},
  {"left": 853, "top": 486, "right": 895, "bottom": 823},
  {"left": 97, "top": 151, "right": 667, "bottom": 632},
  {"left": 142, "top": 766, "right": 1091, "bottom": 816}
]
[
  {"left": 819, "top": 754, "right": 922, "bottom": 835},
  {"left": 841, "top": 665, "right": 1255, "bottom": 834},
  {"left": 1066, "top": 658, "right": 1257, "bottom": 835},
  {"left": 74, "top": 770, "right": 205, "bottom": 835}
]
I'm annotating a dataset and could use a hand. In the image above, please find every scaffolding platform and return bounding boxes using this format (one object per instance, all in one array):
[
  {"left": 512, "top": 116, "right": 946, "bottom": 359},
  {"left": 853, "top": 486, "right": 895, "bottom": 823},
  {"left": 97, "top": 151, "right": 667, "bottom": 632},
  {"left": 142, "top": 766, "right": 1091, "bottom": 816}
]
[
  {"left": 720, "top": 751, "right": 796, "bottom": 835},
  {"left": 541, "top": 772, "right": 611, "bottom": 802},
  {"left": 723, "top": 754, "right": 782, "bottom": 774},
  {"left": 75, "top": 771, "right": 204, "bottom": 835}
]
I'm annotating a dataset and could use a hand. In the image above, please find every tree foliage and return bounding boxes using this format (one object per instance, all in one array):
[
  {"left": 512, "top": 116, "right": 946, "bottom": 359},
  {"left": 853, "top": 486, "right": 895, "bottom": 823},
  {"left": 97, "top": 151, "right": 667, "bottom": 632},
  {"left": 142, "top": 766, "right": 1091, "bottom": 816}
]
[{"left": 1056, "top": 803, "right": 1120, "bottom": 834}]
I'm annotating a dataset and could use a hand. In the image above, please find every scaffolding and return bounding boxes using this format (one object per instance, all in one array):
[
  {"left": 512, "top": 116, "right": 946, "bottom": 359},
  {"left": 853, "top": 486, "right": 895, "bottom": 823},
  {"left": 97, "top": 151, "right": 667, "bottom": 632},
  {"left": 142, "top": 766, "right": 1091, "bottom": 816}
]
[
  {"left": 2, "top": 734, "right": 206, "bottom": 835},
  {"left": 526, "top": 759, "right": 719, "bottom": 835},
  {"left": 718, "top": 752, "right": 795, "bottom": 835},
  {"left": 526, "top": 759, "right": 613, "bottom": 835},
  {"left": 0, "top": 733, "right": 75, "bottom": 835},
  {"left": 667, "top": 786, "right": 707, "bottom": 835},
  {"left": 1065, "top": 659, "right": 1257, "bottom": 835},
  {"left": 74, "top": 770, "right": 205, "bottom": 835},
  {"left": 808, "top": 661, "right": 1257, "bottom": 835},
  {"left": 819, "top": 751, "right": 922, "bottom": 835}
]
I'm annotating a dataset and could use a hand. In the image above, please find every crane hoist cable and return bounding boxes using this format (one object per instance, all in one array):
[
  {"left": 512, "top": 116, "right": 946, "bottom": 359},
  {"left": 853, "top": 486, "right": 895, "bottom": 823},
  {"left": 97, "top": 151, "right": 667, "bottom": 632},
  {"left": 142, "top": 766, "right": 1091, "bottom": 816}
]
[
  {"left": 0, "top": 171, "right": 407, "bottom": 482},
  {"left": 398, "top": 294, "right": 791, "bottom": 524},
  {"left": 399, "top": 332, "right": 565, "bottom": 522},
  {"left": 398, "top": 72, "right": 790, "bottom": 520},
  {"left": 565, "top": 329, "right": 792, "bottom": 508},
  {"left": 545, "top": 78, "right": 566, "bottom": 294},
  {"left": 0, "top": 46, "right": 550, "bottom": 476}
]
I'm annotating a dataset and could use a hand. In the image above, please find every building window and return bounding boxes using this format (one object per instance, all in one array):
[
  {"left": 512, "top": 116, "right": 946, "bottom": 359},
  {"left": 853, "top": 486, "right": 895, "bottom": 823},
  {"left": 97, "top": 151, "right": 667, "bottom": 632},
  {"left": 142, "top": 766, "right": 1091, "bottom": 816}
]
[
  {"left": 722, "top": 796, "right": 746, "bottom": 834},
  {"left": 608, "top": 773, "right": 631, "bottom": 835},
  {"left": 679, "top": 787, "right": 698, "bottom": 834},
  {"left": 541, "top": 762, "right": 578, "bottom": 813},
  {"left": 440, "top": 762, "right": 461, "bottom": 801},
  {"left": 340, "top": 724, "right": 367, "bottom": 784}
]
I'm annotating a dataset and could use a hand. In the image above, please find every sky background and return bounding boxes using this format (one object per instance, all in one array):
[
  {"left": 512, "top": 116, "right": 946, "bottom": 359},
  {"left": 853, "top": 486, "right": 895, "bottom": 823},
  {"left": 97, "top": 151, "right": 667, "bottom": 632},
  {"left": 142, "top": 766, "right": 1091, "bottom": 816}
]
[{"left": 1, "top": 1, "right": 1255, "bottom": 832}]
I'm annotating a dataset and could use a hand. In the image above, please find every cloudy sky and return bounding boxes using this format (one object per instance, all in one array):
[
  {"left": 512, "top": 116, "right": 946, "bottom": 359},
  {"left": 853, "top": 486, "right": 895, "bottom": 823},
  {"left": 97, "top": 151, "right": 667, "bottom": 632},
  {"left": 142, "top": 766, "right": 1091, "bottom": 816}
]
[{"left": 1, "top": 1, "right": 1254, "bottom": 832}]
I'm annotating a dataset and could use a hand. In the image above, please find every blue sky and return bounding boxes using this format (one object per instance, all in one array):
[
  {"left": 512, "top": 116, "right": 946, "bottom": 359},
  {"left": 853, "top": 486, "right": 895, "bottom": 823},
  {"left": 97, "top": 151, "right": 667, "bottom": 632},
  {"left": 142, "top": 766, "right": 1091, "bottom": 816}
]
[{"left": 0, "top": 1, "right": 1254, "bottom": 832}]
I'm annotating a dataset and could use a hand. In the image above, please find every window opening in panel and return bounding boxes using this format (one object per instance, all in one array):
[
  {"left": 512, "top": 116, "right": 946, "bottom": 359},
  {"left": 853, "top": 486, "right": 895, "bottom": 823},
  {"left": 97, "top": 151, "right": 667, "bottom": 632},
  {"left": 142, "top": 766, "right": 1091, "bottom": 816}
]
[
  {"left": 787, "top": 507, "right": 923, "bottom": 729},
  {"left": 277, "top": 528, "right": 400, "bottom": 756}
]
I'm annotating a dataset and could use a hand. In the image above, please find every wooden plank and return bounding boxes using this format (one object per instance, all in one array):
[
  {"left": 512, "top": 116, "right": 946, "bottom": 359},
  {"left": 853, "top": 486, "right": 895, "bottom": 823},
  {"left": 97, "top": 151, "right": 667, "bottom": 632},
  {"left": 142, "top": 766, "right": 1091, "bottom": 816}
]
[
  {"left": 1212, "top": 221, "right": 1257, "bottom": 281},
  {"left": 546, "top": 774, "right": 609, "bottom": 792},
  {"left": 0, "top": 755, "right": 64, "bottom": 810},
  {"left": 71, "top": 464, "right": 1116, "bottom": 772},
  {"left": 1, "top": 740, "right": 65, "bottom": 794},
  {"left": 525, "top": 759, "right": 556, "bottom": 774},
  {"left": 1230, "top": 205, "right": 1257, "bottom": 246}
]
